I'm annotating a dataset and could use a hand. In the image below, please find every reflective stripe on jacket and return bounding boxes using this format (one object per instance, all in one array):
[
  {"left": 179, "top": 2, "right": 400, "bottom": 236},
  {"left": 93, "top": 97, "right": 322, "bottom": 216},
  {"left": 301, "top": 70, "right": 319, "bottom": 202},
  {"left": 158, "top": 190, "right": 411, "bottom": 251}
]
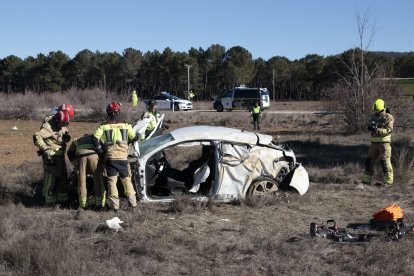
[
  {"left": 369, "top": 112, "right": 394, "bottom": 143},
  {"left": 93, "top": 121, "right": 136, "bottom": 160},
  {"left": 67, "top": 135, "right": 96, "bottom": 162}
]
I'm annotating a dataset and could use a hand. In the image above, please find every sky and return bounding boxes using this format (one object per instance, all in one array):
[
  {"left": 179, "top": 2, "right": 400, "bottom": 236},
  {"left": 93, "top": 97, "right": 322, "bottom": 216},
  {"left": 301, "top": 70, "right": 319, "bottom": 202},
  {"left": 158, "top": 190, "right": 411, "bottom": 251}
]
[{"left": 1, "top": 0, "right": 413, "bottom": 61}]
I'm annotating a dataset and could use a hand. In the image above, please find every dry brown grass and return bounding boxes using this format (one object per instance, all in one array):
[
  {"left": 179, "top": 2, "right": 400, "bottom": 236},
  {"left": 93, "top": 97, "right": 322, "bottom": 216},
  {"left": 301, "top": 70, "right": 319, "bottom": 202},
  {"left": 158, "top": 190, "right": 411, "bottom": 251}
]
[
  {"left": 3, "top": 185, "right": 414, "bottom": 275},
  {"left": 1, "top": 97, "right": 414, "bottom": 275},
  {"left": 0, "top": 89, "right": 121, "bottom": 120}
]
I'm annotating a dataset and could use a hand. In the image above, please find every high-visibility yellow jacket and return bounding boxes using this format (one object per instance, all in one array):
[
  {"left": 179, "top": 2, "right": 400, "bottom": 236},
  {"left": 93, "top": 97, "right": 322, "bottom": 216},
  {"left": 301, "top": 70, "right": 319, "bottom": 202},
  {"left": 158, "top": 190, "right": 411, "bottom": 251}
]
[
  {"left": 93, "top": 121, "right": 136, "bottom": 160},
  {"left": 67, "top": 135, "right": 96, "bottom": 162},
  {"left": 142, "top": 111, "right": 161, "bottom": 131},
  {"left": 33, "top": 119, "right": 68, "bottom": 157},
  {"left": 132, "top": 92, "right": 138, "bottom": 107},
  {"left": 251, "top": 105, "right": 261, "bottom": 115},
  {"left": 369, "top": 111, "right": 394, "bottom": 143}
]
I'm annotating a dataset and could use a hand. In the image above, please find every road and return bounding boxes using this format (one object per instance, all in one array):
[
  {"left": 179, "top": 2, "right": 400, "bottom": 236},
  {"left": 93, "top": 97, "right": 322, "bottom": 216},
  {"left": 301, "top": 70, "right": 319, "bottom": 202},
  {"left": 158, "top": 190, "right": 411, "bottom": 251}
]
[{"left": 189, "top": 110, "right": 329, "bottom": 114}]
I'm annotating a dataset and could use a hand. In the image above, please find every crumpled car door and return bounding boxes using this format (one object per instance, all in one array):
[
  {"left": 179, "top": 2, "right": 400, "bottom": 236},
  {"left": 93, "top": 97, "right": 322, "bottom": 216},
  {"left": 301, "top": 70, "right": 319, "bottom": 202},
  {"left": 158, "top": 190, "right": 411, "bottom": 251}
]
[{"left": 215, "top": 143, "right": 251, "bottom": 198}]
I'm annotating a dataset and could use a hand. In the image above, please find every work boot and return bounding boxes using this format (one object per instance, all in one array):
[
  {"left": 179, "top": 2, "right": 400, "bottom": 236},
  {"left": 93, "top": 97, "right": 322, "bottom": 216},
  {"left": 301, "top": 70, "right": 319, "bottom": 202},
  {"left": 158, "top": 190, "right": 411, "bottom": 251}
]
[
  {"left": 93, "top": 205, "right": 106, "bottom": 212},
  {"left": 382, "top": 183, "right": 393, "bottom": 189}
]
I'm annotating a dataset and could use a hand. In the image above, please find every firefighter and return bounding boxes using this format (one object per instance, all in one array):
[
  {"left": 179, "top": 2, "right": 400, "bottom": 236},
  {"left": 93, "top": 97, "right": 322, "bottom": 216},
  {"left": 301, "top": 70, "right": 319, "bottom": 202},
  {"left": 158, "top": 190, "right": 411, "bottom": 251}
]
[
  {"left": 251, "top": 101, "right": 262, "bottom": 130},
  {"left": 33, "top": 110, "right": 72, "bottom": 205},
  {"left": 131, "top": 90, "right": 138, "bottom": 108},
  {"left": 141, "top": 99, "right": 164, "bottom": 139},
  {"left": 92, "top": 102, "right": 138, "bottom": 212},
  {"left": 362, "top": 98, "right": 394, "bottom": 185},
  {"left": 67, "top": 134, "right": 106, "bottom": 210}
]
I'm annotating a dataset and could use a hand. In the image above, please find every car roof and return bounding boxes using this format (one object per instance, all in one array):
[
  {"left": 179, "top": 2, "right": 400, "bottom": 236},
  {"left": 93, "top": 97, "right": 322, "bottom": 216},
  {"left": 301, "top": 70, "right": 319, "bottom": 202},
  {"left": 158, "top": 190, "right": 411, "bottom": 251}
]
[{"left": 169, "top": 126, "right": 272, "bottom": 145}]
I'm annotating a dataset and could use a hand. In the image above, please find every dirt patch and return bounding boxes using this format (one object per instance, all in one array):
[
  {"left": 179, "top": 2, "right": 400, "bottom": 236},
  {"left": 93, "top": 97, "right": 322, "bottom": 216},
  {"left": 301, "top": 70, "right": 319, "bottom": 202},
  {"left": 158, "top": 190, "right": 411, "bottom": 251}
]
[{"left": 0, "top": 119, "right": 99, "bottom": 165}]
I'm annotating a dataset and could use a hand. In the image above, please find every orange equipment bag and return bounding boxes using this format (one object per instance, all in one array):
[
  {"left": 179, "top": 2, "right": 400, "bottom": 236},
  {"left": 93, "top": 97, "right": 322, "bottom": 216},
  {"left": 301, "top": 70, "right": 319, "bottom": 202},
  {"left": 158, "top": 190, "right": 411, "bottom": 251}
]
[{"left": 372, "top": 204, "right": 403, "bottom": 222}]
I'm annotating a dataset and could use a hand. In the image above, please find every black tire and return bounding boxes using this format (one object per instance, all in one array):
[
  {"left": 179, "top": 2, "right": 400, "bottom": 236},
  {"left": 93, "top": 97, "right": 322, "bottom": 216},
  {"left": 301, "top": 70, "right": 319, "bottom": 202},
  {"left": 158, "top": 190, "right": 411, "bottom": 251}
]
[
  {"left": 216, "top": 104, "right": 224, "bottom": 112},
  {"left": 246, "top": 177, "right": 279, "bottom": 197},
  {"left": 174, "top": 103, "right": 180, "bottom": 111}
]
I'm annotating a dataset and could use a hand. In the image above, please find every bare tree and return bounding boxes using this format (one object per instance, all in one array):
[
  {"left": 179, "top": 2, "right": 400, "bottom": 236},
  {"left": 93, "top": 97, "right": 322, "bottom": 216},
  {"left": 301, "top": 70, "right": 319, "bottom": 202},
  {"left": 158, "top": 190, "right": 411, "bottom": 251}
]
[{"left": 325, "top": 9, "right": 384, "bottom": 132}]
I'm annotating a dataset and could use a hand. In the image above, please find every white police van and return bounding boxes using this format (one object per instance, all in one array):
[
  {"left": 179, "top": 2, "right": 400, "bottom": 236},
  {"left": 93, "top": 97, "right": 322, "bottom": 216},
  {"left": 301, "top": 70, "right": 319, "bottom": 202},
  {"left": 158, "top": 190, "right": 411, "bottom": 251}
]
[{"left": 213, "top": 86, "right": 270, "bottom": 112}]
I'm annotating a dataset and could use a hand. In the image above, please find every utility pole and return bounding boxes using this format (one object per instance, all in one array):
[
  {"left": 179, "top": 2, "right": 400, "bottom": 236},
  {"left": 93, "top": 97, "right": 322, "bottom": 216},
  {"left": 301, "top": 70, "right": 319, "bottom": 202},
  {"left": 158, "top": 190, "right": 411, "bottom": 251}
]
[
  {"left": 184, "top": 64, "right": 191, "bottom": 97},
  {"left": 272, "top": 69, "right": 276, "bottom": 102}
]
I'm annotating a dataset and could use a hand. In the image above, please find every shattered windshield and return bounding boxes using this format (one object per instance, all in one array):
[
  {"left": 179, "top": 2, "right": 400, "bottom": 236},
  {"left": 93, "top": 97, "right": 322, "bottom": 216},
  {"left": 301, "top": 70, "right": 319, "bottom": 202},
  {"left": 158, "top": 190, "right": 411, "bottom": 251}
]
[{"left": 138, "top": 133, "right": 174, "bottom": 156}]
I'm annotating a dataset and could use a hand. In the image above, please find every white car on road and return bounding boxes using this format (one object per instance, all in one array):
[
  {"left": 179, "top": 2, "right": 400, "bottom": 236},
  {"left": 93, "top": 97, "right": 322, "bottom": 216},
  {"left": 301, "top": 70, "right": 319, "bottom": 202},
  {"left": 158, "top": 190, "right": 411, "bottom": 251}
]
[{"left": 144, "top": 92, "right": 193, "bottom": 111}]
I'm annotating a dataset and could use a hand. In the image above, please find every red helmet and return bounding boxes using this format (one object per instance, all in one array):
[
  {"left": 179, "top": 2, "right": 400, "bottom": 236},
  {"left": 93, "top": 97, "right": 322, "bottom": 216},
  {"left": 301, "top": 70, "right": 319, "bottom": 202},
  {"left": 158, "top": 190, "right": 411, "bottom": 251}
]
[
  {"left": 59, "top": 103, "right": 75, "bottom": 118},
  {"left": 55, "top": 111, "right": 70, "bottom": 126},
  {"left": 106, "top": 102, "right": 121, "bottom": 114}
]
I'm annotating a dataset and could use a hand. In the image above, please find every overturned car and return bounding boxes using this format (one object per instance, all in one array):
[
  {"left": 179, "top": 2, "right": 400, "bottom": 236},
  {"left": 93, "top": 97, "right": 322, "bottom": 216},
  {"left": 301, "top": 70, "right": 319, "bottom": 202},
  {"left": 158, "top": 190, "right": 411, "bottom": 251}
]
[{"left": 129, "top": 126, "right": 309, "bottom": 202}]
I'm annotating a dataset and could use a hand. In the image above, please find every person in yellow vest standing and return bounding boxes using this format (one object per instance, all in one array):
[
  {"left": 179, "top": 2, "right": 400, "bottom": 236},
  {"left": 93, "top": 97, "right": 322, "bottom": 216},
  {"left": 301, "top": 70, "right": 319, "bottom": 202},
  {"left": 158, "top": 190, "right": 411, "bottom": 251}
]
[
  {"left": 131, "top": 90, "right": 138, "bottom": 108},
  {"left": 188, "top": 90, "right": 195, "bottom": 101},
  {"left": 33, "top": 111, "right": 72, "bottom": 205},
  {"left": 92, "top": 102, "right": 139, "bottom": 212},
  {"left": 251, "top": 101, "right": 262, "bottom": 130},
  {"left": 67, "top": 134, "right": 106, "bottom": 210},
  {"left": 362, "top": 98, "right": 394, "bottom": 186}
]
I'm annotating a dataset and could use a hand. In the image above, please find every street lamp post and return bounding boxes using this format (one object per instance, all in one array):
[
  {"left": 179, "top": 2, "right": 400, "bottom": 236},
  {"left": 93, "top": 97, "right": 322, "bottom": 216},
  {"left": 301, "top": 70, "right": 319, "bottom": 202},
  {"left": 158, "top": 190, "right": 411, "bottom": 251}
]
[
  {"left": 184, "top": 64, "right": 191, "bottom": 98},
  {"left": 272, "top": 68, "right": 277, "bottom": 102}
]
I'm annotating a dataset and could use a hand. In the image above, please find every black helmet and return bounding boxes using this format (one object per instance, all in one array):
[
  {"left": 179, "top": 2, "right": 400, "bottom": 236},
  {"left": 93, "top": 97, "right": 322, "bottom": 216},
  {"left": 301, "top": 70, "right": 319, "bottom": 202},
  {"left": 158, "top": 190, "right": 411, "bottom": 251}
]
[{"left": 148, "top": 99, "right": 157, "bottom": 107}]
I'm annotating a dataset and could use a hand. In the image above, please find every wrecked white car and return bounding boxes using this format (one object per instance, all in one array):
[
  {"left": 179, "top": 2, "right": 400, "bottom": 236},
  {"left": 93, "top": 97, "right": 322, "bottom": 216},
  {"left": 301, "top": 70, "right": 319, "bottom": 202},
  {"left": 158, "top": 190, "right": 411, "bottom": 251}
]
[{"left": 129, "top": 126, "right": 309, "bottom": 202}]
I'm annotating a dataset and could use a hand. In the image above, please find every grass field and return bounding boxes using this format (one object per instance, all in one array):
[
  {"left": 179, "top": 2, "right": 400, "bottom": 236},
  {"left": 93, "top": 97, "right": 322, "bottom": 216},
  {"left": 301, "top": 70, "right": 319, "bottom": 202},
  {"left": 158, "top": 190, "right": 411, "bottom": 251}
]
[
  {"left": 396, "top": 79, "right": 414, "bottom": 97},
  {"left": 1, "top": 93, "right": 414, "bottom": 275}
]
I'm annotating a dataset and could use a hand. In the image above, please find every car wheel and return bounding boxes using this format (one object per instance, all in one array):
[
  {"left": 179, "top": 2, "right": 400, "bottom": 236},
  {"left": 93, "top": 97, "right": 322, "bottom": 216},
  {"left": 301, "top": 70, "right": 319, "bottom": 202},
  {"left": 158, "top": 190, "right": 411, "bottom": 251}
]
[
  {"left": 246, "top": 177, "right": 279, "bottom": 197},
  {"left": 174, "top": 103, "right": 180, "bottom": 111},
  {"left": 216, "top": 104, "right": 224, "bottom": 112}
]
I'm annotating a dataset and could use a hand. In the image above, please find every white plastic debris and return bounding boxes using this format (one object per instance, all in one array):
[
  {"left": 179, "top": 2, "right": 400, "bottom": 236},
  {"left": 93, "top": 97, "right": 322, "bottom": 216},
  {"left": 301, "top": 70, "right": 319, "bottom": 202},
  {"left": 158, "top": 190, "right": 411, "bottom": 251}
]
[
  {"left": 11, "top": 126, "right": 18, "bottom": 131},
  {"left": 356, "top": 183, "right": 364, "bottom": 190},
  {"left": 221, "top": 218, "right": 231, "bottom": 222},
  {"left": 105, "top": 217, "right": 124, "bottom": 231}
]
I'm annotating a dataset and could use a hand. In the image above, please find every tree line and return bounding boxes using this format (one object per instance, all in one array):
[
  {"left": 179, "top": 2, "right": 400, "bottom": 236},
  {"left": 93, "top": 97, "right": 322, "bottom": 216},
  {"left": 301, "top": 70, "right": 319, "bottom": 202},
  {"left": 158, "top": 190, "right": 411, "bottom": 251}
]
[{"left": 1, "top": 44, "right": 413, "bottom": 100}]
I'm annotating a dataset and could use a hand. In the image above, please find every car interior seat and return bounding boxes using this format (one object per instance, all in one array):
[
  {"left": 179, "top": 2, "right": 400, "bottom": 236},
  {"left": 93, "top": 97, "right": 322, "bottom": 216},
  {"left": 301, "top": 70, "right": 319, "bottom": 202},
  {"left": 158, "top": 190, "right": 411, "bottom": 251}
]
[{"left": 150, "top": 145, "right": 214, "bottom": 196}]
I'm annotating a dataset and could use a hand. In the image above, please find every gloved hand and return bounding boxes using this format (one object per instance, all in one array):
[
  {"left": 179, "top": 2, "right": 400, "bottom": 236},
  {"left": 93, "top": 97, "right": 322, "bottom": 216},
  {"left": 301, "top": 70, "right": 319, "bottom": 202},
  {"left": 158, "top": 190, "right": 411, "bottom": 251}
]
[
  {"left": 376, "top": 128, "right": 387, "bottom": 136},
  {"left": 42, "top": 150, "right": 51, "bottom": 160},
  {"left": 367, "top": 121, "right": 377, "bottom": 131},
  {"left": 62, "top": 131, "right": 71, "bottom": 142},
  {"left": 95, "top": 146, "right": 104, "bottom": 155}
]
